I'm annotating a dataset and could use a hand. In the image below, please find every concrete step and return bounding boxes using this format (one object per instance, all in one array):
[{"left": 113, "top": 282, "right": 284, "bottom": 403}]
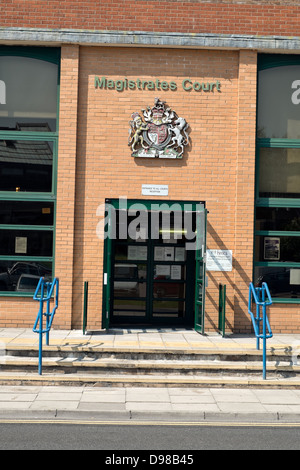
[
  {"left": 0, "top": 355, "right": 299, "bottom": 378},
  {"left": 1, "top": 343, "right": 300, "bottom": 388},
  {"left": 0, "top": 370, "right": 300, "bottom": 389},
  {"left": 2, "top": 344, "right": 296, "bottom": 363}
]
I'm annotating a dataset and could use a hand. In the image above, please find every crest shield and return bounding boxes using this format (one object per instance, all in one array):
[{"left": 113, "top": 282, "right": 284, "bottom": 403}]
[
  {"left": 128, "top": 98, "right": 189, "bottom": 159},
  {"left": 146, "top": 122, "right": 170, "bottom": 147}
]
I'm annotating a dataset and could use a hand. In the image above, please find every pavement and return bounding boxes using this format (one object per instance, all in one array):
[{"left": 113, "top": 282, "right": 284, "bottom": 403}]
[{"left": 1, "top": 327, "right": 300, "bottom": 424}]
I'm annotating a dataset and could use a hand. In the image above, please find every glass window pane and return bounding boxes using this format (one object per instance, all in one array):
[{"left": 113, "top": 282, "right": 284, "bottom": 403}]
[
  {"left": 0, "top": 229, "right": 53, "bottom": 256},
  {"left": 0, "top": 260, "right": 52, "bottom": 292},
  {"left": 0, "top": 56, "right": 58, "bottom": 132},
  {"left": 153, "top": 282, "right": 185, "bottom": 299},
  {"left": 152, "top": 300, "right": 185, "bottom": 316},
  {"left": 256, "top": 207, "right": 300, "bottom": 231},
  {"left": 115, "top": 210, "right": 149, "bottom": 242},
  {"left": 114, "top": 263, "right": 146, "bottom": 280},
  {"left": 114, "top": 243, "right": 148, "bottom": 261},
  {"left": 255, "top": 235, "right": 300, "bottom": 262},
  {"left": 0, "top": 201, "right": 54, "bottom": 225},
  {"left": 259, "top": 148, "right": 300, "bottom": 198},
  {"left": 152, "top": 210, "right": 195, "bottom": 244},
  {"left": 113, "top": 263, "right": 146, "bottom": 298},
  {"left": 0, "top": 140, "right": 53, "bottom": 192},
  {"left": 254, "top": 266, "right": 300, "bottom": 299},
  {"left": 257, "top": 65, "right": 300, "bottom": 139},
  {"left": 113, "top": 299, "right": 146, "bottom": 317}
]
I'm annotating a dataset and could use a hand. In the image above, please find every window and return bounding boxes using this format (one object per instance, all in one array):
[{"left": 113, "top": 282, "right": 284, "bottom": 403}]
[
  {"left": 0, "top": 140, "right": 54, "bottom": 192},
  {"left": 0, "top": 51, "right": 59, "bottom": 132},
  {"left": 254, "top": 55, "right": 300, "bottom": 301},
  {"left": 0, "top": 47, "right": 60, "bottom": 295}
]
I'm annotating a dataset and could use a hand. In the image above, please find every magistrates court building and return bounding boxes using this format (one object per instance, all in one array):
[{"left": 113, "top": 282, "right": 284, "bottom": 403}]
[{"left": 0, "top": 0, "right": 300, "bottom": 334}]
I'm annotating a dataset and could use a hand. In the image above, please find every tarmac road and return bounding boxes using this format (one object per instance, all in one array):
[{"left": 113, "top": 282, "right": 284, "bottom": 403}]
[{"left": 1, "top": 421, "right": 300, "bottom": 450}]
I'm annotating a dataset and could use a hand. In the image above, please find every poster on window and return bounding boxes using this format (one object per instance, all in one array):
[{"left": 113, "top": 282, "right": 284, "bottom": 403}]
[
  {"left": 264, "top": 237, "right": 280, "bottom": 261},
  {"left": 15, "top": 237, "right": 27, "bottom": 254}
]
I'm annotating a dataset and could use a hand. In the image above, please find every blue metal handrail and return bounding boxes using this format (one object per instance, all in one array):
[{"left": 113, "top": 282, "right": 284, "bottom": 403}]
[
  {"left": 248, "top": 282, "right": 273, "bottom": 379},
  {"left": 33, "top": 277, "right": 59, "bottom": 375}
]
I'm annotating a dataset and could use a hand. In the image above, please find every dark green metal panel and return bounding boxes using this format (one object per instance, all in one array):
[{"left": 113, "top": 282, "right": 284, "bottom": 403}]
[
  {"left": 194, "top": 208, "right": 207, "bottom": 334},
  {"left": 218, "top": 284, "right": 226, "bottom": 337}
]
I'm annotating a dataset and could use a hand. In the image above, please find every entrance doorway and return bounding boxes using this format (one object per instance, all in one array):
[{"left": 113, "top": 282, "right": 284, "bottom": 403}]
[{"left": 102, "top": 199, "right": 207, "bottom": 331}]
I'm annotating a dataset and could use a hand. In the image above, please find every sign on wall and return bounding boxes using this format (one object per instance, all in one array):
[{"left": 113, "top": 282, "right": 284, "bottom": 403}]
[
  {"left": 142, "top": 184, "right": 169, "bottom": 195},
  {"left": 95, "top": 76, "right": 221, "bottom": 93},
  {"left": 206, "top": 249, "right": 233, "bottom": 272}
]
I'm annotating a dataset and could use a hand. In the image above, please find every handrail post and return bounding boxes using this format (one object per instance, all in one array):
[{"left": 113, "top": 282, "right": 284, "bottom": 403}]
[
  {"left": 262, "top": 300, "right": 267, "bottom": 380},
  {"left": 256, "top": 301, "right": 260, "bottom": 350},
  {"left": 38, "top": 280, "right": 45, "bottom": 376},
  {"left": 33, "top": 277, "right": 59, "bottom": 375},
  {"left": 248, "top": 282, "right": 273, "bottom": 380},
  {"left": 45, "top": 282, "right": 51, "bottom": 346}
]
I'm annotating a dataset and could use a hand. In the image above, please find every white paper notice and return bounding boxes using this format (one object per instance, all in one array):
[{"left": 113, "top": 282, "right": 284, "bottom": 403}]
[
  {"left": 154, "top": 246, "right": 164, "bottom": 261},
  {"left": 171, "top": 265, "right": 181, "bottom": 280},
  {"left": 15, "top": 237, "right": 27, "bottom": 254},
  {"left": 164, "top": 247, "right": 174, "bottom": 261},
  {"left": 156, "top": 265, "right": 171, "bottom": 277},
  {"left": 206, "top": 250, "right": 232, "bottom": 271},
  {"left": 290, "top": 269, "right": 300, "bottom": 285},
  {"left": 128, "top": 245, "right": 147, "bottom": 260},
  {"left": 175, "top": 247, "right": 185, "bottom": 261}
]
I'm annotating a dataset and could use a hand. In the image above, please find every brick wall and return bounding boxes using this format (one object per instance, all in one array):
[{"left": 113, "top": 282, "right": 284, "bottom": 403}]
[
  {"left": 72, "top": 46, "right": 253, "bottom": 332},
  {"left": 55, "top": 45, "right": 79, "bottom": 329},
  {"left": 1, "top": 44, "right": 299, "bottom": 332},
  {"left": 1, "top": 0, "right": 299, "bottom": 37},
  {"left": 72, "top": 45, "right": 300, "bottom": 334}
]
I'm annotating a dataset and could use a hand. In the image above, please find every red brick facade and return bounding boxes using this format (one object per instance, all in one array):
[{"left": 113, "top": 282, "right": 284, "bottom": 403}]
[
  {"left": 0, "top": 0, "right": 300, "bottom": 333},
  {"left": 1, "top": 0, "right": 299, "bottom": 37}
]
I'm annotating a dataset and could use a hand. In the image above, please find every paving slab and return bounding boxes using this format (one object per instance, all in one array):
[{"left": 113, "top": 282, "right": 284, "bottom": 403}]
[{"left": 1, "top": 329, "right": 300, "bottom": 422}]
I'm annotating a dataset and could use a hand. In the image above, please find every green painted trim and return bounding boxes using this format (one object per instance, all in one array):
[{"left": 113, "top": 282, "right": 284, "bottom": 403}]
[
  {"left": 0, "top": 225, "right": 54, "bottom": 231},
  {"left": 256, "top": 231, "right": 300, "bottom": 237},
  {"left": 0, "top": 194, "right": 56, "bottom": 201},
  {"left": 254, "top": 261, "right": 300, "bottom": 268},
  {"left": 257, "top": 138, "right": 300, "bottom": 148},
  {"left": 272, "top": 298, "right": 300, "bottom": 304},
  {"left": 0, "top": 256, "right": 53, "bottom": 262},
  {"left": 0, "top": 132, "right": 58, "bottom": 140},
  {"left": 256, "top": 199, "right": 300, "bottom": 207},
  {"left": 0, "top": 292, "right": 39, "bottom": 298},
  {"left": 0, "top": 46, "right": 60, "bottom": 65},
  {"left": 106, "top": 198, "right": 206, "bottom": 211},
  {"left": 258, "top": 53, "right": 300, "bottom": 71}
]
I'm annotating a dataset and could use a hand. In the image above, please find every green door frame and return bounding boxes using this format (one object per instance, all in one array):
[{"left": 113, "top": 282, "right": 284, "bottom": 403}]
[
  {"left": 102, "top": 198, "right": 207, "bottom": 330},
  {"left": 194, "top": 208, "right": 207, "bottom": 334}
]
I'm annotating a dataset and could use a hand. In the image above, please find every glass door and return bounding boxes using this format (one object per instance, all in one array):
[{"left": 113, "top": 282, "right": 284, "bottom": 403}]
[
  {"left": 110, "top": 209, "right": 148, "bottom": 323},
  {"left": 102, "top": 199, "right": 206, "bottom": 328},
  {"left": 150, "top": 210, "right": 194, "bottom": 325}
]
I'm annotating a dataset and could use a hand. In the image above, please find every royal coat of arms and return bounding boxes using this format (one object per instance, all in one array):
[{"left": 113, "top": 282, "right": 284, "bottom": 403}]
[{"left": 128, "top": 98, "right": 189, "bottom": 158}]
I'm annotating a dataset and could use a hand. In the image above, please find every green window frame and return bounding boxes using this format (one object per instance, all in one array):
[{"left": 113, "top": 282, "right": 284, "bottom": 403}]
[
  {"left": 0, "top": 47, "right": 60, "bottom": 296},
  {"left": 254, "top": 54, "right": 300, "bottom": 303}
]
